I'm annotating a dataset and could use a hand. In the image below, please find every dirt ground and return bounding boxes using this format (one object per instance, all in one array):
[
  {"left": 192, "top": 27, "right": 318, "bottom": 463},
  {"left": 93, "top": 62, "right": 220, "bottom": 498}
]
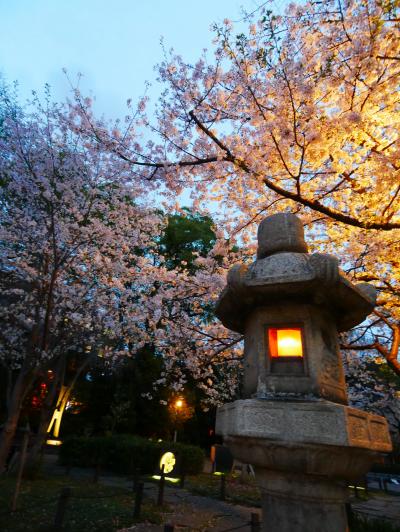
[{"left": 120, "top": 482, "right": 260, "bottom": 531}]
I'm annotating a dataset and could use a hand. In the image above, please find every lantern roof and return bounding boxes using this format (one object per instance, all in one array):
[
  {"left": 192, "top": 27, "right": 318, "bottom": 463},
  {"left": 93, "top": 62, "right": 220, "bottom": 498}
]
[{"left": 215, "top": 213, "right": 376, "bottom": 333}]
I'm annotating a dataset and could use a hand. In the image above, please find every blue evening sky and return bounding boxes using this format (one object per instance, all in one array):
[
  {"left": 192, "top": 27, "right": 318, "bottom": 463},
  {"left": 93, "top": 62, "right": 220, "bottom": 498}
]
[{"left": 0, "top": 0, "right": 288, "bottom": 119}]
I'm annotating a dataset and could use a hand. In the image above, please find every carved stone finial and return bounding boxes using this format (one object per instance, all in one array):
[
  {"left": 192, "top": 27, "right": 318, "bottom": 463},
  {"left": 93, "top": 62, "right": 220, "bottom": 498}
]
[{"left": 257, "top": 213, "right": 308, "bottom": 259}]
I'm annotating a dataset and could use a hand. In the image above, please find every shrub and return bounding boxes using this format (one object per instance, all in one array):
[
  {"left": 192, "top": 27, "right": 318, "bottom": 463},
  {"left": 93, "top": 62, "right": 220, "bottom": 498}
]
[
  {"left": 350, "top": 513, "right": 400, "bottom": 532},
  {"left": 371, "top": 463, "right": 400, "bottom": 475},
  {"left": 170, "top": 442, "right": 205, "bottom": 475},
  {"left": 59, "top": 435, "right": 204, "bottom": 475}
]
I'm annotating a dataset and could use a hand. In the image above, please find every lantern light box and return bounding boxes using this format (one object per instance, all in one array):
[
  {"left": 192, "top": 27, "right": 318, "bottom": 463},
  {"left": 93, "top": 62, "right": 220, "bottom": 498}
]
[
  {"left": 268, "top": 327, "right": 303, "bottom": 358},
  {"left": 267, "top": 326, "right": 305, "bottom": 375}
]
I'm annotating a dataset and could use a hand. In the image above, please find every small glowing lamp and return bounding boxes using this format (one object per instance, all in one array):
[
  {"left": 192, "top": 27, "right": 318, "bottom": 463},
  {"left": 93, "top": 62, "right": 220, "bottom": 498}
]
[
  {"left": 160, "top": 451, "right": 176, "bottom": 474},
  {"left": 175, "top": 399, "right": 183, "bottom": 409},
  {"left": 268, "top": 328, "right": 303, "bottom": 358}
]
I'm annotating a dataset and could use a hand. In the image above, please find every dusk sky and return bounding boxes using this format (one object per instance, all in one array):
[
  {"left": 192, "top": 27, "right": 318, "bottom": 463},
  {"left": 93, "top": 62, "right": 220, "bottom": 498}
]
[{"left": 0, "top": 0, "right": 288, "bottom": 119}]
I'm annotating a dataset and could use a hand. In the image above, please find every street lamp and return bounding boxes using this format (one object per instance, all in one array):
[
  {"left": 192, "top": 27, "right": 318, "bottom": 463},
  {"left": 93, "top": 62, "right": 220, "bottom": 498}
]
[
  {"left": 175, "top": 399, "right": 183, "bottom": 409},
  {"left": 173, "top": 398, "right": 184, "bottom": 442}
]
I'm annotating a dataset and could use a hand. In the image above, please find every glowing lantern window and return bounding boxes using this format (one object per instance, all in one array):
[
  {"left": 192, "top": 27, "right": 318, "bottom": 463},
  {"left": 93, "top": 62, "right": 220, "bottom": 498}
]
[{"left": 268, "top": 328, "right": 303, "bottom": 358}]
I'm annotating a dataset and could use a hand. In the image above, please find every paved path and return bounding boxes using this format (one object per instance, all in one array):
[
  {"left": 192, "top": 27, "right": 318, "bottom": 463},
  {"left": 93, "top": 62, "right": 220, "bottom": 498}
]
[{"left": 123, "top": 485, "right": 260, "bottom": 531}]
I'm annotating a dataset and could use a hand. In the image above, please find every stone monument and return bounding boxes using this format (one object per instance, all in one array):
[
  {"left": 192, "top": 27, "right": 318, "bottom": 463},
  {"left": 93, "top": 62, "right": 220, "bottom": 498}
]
[{"left": 215, "top": 213, "right": 392, "bottom": 532}]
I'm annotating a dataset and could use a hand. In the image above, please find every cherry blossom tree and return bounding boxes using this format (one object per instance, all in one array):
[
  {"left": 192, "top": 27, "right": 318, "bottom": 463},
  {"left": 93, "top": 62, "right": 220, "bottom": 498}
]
[
  {"left": 0, "top": 83, "right": 163, "bottom": 471},
  {"left": 116, "top": 208, "right": 243, "bottom": 408},
  {"left": 77, "top": 0, "right": 400, "bottom": 374},
  {"left": 344, "top": 350, "right": 400, "bottom": 444},
  {"left": 0, "top": 83, "right": 244, "bottom": 471}
]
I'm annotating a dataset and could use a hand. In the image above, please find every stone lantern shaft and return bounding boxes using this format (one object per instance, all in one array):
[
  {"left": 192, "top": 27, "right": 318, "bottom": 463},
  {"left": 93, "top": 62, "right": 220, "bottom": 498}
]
[{"left": 215, "top": 213, "right": 392, "bottom": 532}]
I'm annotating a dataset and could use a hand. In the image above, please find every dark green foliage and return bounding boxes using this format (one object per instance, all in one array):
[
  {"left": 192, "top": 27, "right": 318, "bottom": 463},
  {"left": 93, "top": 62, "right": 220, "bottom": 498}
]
[
  {"left": 59, "top": 434, "right": 204, "bottom": 475},
  {"left": 159, "top": 208, "right": 216, "bottom": 272},
  {"left": 61, "top": 346, "right": 170, "bottom": 438}
]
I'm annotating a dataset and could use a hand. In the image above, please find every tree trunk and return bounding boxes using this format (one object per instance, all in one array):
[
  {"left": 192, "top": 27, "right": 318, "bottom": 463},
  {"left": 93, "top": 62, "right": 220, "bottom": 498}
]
[{"left": 0, "top": 368, "right": 34, "bottom": 475}]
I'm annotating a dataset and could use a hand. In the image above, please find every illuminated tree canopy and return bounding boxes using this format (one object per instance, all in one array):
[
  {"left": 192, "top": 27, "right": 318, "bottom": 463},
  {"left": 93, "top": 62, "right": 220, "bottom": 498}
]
[{"left": 79, "top": 0, "right": 399, "bottom": 374}]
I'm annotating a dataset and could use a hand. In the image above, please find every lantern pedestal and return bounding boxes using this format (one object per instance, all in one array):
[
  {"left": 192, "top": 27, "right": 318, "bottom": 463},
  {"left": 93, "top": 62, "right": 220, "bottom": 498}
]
[
  {"left": 257, "top": 471, "right": 348, "bottom": 532},
  {"left": 216, "top": 399, "right": 392, "bottom": 532}
]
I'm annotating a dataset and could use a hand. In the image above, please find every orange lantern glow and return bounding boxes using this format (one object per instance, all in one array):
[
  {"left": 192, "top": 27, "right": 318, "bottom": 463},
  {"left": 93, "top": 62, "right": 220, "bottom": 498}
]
[{"left": 268, "top": 328, "right": 303, "bottom": 358}]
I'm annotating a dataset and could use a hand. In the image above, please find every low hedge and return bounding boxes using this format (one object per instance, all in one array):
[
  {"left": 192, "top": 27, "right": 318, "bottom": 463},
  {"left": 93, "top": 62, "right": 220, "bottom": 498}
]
[
  {"left": 371, "top": 463, "right": 400, "bottom": 475},
  {"left": 59, "top": 434, "right": 204, "bottom": 475}
]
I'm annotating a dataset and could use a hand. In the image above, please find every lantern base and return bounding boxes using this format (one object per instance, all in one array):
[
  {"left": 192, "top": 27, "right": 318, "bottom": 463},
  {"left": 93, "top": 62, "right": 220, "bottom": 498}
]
[
  {"left": 258, "top": 470, "right": 348, "bottom": 532},
  {"left": 216, "top": 399, "right": 391, "bottom": 456},
  {"left": 216, "top": 399, "right": 392, "bottom": 531}
]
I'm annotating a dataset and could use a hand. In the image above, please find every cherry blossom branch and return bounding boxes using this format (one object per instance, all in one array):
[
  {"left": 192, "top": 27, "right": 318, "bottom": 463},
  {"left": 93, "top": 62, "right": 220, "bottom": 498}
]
[
  {"left": 188, "top": 110, "right": 400, "bottom": 230},
  {"left": 341, "top": 311, "right": 400, "bottom": 377}
]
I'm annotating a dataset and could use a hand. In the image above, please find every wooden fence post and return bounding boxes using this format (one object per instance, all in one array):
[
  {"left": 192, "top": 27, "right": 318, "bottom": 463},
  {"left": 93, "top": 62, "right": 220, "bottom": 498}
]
[
  {"left": 10, "top": 426, "right": 30, "bottom": 512},
  {"left": 133, "top": 467, "right": 141, "bottom": 492},
  {"left": 93, "top": 462, "right": 101, "bottom": 483},
  {"left": 134, "top": 481, "right": 144, "bottom": 518},
  {"left": 65, "top": 460, "right": 71, "bottom": 477},
  {"left": 158, "top": 465, "right": 166, "bottom": 506},
  {"left": 345, "top": 502, "right": 354, "bottom": 528},
  {"left": 54, "top": 486, "right": 71, "bottom": 529},
  {"left": 250, "top": 512, "right": 260, "bottom": 532},
  {"left": 220, "top": 474, "right": 226, "bottom": 501},
  {"left": 364, "top": 476, "right": 369, "bottom": 495}
]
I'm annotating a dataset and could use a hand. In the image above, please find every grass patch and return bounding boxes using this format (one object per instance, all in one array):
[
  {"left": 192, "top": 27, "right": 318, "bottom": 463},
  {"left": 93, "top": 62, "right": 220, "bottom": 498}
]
[{"left": 0, "top": 475, "right": 165, "bottom": 531}]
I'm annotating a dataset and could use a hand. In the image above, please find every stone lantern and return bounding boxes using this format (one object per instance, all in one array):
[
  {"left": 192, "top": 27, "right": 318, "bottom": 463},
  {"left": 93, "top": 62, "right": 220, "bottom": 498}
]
[{"left": 215, "top": 213, "right": 392, "bottom": 532}]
